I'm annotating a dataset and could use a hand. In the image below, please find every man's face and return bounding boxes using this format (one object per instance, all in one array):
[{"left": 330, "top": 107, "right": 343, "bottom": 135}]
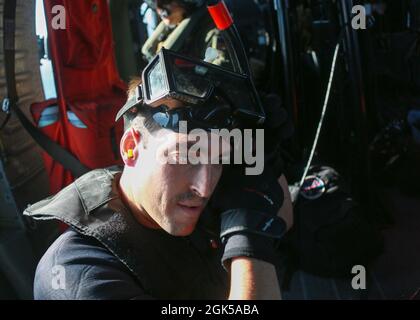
[
  {"left": 129, "top": 128, "right": 230, "bottom": 236},
  {"left": 156, "top": 2, "right": 186, "bottom": 26}
]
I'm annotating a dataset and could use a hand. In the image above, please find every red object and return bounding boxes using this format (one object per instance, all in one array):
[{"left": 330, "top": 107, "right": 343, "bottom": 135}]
[
  {"left": 31, "top": 0, "right": 127, "bottom": 195},
  {"left": 207, "top": 1, "right": 234, "bottom": 31},
  {"left": 31, "top": 99, "right": 74, "bottom": 194}
]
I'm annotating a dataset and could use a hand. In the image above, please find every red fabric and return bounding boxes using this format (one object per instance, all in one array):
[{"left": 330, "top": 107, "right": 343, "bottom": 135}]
[
  {"left": 207, "top": 1, "right": 234, "bottom": 31},
  {"left": 46, "top": 0, "right": 126, "bottom": 98},
  {"left": 31, "top": 0, "right": 127, "bottom": 195},
  {"left": 66, "top": 92, "right": 125, "bottom": 169},
  {"left": 31, "top": 99, "right": 74, "bottom": 194}
]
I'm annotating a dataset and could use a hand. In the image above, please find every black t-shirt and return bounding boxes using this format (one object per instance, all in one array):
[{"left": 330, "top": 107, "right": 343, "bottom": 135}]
[
  {"left": 28, "top": 168, "right": 228, "bottom": 299},
  {"left": 34, "top": 229, "right": 152, "bottom": 300}
]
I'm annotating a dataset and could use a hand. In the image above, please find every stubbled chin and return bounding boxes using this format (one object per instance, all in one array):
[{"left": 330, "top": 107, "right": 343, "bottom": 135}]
[
  {"left": 165, "top": 224, "right": 196, "bottom": 237},
  {"left": 174, "top": 228, "right": 195, "bottom": 237},
  {"left": 168, "top": 208, "right": 201, "bottom": 236}
]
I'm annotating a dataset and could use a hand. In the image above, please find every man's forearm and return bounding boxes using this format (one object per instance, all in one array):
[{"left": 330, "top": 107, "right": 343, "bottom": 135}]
[
  {"left": 226, "top": 175, "right": 291, "bottom": 300},
  {"left": 228, "top": 257, "right": 282, "bottom": 300}
]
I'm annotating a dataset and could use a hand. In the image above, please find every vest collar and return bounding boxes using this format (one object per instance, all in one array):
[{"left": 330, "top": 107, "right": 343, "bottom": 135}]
[{"left": 24, "top": 167, "right": 227, "bottom": 299}]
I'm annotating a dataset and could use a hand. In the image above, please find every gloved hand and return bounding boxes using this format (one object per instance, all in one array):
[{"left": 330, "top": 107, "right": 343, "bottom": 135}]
[
  {"left": 261, "top": 93, "right": 295, "bottom": 178},
  {"left": 262, "top": 94, "right": 294, "bottom": 141},
  {"left": 210, "top": 165, "right": 287, "bottom": 270}
]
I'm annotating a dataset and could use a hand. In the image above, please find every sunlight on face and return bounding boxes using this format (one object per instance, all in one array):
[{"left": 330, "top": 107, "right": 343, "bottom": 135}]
[{"left": 130, "top": 129, "right": 230, "bottom": 236}]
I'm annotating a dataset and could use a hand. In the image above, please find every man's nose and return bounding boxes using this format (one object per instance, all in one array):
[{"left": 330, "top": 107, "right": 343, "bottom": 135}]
[{"left": 190, "top": 164, "right": 214, "bottom": 199}]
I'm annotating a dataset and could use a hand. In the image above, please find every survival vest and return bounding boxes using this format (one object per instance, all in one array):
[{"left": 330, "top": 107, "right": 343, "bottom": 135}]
[{"left": 24, "top": 167, "right": 228, "bottom": 299}]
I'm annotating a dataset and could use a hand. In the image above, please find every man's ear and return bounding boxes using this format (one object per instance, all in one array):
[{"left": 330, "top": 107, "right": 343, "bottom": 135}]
[{"left": 120, "top": 127, "right": 141, "bottom": 167}]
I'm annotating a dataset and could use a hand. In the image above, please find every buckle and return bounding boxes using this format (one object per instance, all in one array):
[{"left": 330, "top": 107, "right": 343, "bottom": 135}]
[
  {"left": 300, "top": 175, "right": 326, "bottom": 200},
  {"left": 2, "top": 98, "right": 10, "bottom": 113}
]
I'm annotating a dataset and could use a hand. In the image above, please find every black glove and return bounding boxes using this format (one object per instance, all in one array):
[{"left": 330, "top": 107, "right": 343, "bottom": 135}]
[
  {"left": 262, "top": 93, "right": 294, "bottom": 144},
  {"left": 210, "top": 165, "right": 287, "bottom": 270},
  {"left": 261, "top": 94, "right": 295, "bottom": 178}
]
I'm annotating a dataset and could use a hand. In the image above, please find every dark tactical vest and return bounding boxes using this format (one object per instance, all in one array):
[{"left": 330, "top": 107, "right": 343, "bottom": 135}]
[{"left": 24, "top": 167, "right": 228, "bottom": 299}]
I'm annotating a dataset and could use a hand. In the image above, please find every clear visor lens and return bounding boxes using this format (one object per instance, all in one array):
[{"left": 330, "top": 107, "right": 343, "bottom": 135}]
[
  {"left": 171, "top": 58, "right": 213, "bottom": 99},
  {"left": 148, "top": 59, "right": 168, "bottom": 100}
]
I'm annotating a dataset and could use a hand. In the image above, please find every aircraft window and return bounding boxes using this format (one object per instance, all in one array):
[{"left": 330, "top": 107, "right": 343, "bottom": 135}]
[{"left": 35, "top": 0, "right": 57, "bottom": 100}]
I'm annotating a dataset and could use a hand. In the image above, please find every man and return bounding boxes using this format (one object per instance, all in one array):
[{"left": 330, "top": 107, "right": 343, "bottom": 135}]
[
  {"left": 26, "top": 50, "right": 292, "bottom": 299},
  {"left": 141, "top": 0, "right": 228, "bottom": 66}
]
